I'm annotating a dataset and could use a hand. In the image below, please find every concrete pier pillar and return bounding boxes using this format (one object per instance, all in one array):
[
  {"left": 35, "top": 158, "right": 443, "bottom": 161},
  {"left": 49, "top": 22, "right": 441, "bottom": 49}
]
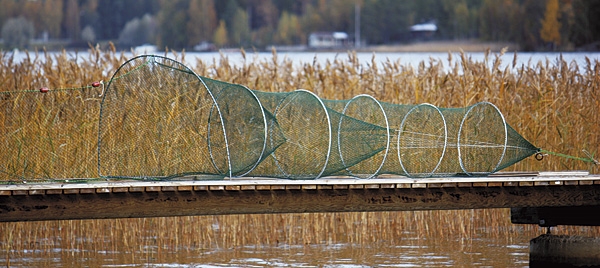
[{"left": 530, "top": 234, "right": 600, "bottom": 267}]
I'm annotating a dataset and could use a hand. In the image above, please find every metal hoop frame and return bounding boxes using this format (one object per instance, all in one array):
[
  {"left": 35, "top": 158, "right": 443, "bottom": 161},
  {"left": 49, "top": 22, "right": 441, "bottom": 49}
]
[
  {"left": 457, "top": 102, "right": 507, "bottom": 176},
  {"left": 338, "top": 94, "right": 389, "bottom": 179},
  {"left": 397, "top": 103, "right": 448, "bottom": 177},
  {"left": 272, "top": 89, "right": 331, "bottom": 179},
  {"left": 99, "top": 55, "right": 229, "bottom": 179},
  {"left": 207, "top": 85, "right": 267, "bottom": 178}
]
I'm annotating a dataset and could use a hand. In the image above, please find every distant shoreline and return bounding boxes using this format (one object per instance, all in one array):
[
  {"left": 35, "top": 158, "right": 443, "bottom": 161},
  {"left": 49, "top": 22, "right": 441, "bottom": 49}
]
[
  {"left": 363, "top": 40, "right": 519, "bottom": 53},
  {"left": 265, "top": 40, "right": 519, "bottom": 54},
  {"left": 1, "top": 40, "right": 532, "bottom": 54}
]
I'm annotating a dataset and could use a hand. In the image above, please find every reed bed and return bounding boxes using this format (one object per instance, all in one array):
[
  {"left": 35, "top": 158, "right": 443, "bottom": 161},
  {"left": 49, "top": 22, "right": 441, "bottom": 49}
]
[
  {"left": 1, "top": 48, "right": 598, "bottom": 180},
  {"left": 1, "top": 47, "right": 599, "bottom": 265},
  {"left": 3, "top": 210, "right": 600, "bottom": 265}
]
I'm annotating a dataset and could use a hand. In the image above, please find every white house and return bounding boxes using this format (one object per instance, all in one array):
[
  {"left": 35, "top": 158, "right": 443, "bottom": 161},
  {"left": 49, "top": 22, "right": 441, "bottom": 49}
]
[
  {"left": 409, "top": 22, "right": 437, "bottom": 40},
  {"left": 308, "top": 32, "right": 349, "bottom": 48}
]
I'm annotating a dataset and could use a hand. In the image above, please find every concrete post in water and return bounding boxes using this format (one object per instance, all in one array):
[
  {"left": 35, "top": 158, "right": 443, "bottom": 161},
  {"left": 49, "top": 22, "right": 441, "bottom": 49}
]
[{"left": 530, "top": 234, "right": 600, "bottom": 267}]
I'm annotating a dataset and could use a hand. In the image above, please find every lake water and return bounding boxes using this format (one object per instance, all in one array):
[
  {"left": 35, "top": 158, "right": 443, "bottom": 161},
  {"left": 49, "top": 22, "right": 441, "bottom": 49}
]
[
  {"left": 2, "top": 210, "right": 548, "bottom": 267},
  {"left": 7, "top": 49, "right": 600, "bottom": 73},
  {"left": 187, "top": 50, "right": 600, "bottom": 70}
]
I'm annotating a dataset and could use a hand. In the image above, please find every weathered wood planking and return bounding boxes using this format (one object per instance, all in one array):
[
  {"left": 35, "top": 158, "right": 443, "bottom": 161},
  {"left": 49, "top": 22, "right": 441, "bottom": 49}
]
[{"left": 1, "top": 172, "right": 599, "bottom": 222}]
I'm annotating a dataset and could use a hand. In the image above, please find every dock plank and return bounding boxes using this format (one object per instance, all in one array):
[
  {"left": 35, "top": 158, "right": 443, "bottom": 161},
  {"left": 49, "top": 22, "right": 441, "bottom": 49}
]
[{"left": 0, "top": 172, "right": 599, "bottom": 222}]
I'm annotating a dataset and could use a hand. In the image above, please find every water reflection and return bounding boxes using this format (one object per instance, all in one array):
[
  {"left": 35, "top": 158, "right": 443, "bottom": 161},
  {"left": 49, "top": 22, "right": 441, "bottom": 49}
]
[{"left": 1, "top": 209, "right": 554, "bottom": 267}]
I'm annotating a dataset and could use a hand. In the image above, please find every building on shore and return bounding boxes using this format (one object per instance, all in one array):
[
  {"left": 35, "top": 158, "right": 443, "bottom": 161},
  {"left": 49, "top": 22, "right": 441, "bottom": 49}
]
[
  {"left": 409, "top": 22, "right": 438, "bottom": 41},
  {"left": 308, "top": 32, "right": 350, "bottom": 49}
]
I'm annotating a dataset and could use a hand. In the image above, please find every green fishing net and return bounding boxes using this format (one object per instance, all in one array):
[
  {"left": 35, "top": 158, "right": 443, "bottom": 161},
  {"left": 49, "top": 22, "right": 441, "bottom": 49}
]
[
  {"left": 0, "top": 54, "right": 542, "bottom": 181},
  {"left": 97, "top": 55, "right": 539, "bottom": 179},
  {"left": 0, "top": 87, "right": 99, "bottom": 181}
]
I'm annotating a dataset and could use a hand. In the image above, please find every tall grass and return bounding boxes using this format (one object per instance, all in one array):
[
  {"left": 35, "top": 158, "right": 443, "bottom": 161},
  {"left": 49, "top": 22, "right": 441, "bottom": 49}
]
[
  {"left": 1, "top": 48, "right": 597, "bottom": 180},
  {"left": 0, "top": 47, "right": 599, "bottom": 264}
]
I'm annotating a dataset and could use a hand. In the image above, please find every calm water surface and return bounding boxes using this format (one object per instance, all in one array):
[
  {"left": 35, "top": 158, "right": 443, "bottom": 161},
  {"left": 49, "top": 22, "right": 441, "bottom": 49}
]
[
  {"left": 187, "top": 50, "right": 600, "bottom": 70},
  {"left": 8, "top": 49, "right": 600, "bottom": 72},
  {"left": 1, "top": 211, "right": 540, "bottom": 267}
]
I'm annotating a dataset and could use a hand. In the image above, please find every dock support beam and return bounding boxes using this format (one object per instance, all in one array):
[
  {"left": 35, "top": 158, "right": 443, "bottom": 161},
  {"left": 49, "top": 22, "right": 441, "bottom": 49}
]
[
  {"left": 511, "top": 206, "right": 600, "bottom": 227},
  {"left": 512, "top": 207, "right": 600, "bottom": 267}
]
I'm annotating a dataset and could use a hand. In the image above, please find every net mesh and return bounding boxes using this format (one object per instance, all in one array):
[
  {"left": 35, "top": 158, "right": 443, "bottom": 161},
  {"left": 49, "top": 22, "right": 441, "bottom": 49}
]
[
  {"left": 97, "top": 55, "right": 539, "bottom": 179},
  {"left": 0, "top": 88, "right": 99, "bottom": 180},
  {"left": 0, "top": 55, "right": 540, "bottom": 181}
]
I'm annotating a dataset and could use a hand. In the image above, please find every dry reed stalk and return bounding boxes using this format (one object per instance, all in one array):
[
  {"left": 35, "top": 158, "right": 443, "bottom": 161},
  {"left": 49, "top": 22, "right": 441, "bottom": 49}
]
[{"left": 1, "top": 48, "right": 599, "bottom": 263}]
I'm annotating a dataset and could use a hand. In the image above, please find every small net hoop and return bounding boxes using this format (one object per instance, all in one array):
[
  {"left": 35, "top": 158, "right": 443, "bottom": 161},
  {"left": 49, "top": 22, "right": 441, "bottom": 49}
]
[
  {"left": 338, "top": 94, "right": 390, "bottom": 179},
  {"left": 235, "top": 85, "right": 268, "bottom": 177},
  {"left": 457, "top": 102, "right": 508, "bottom": 176},
  {"left": 397, "top": 103, "right": 448, "bottom": 177},
  {"left": 272, "top": 89, "right": 332, "bottom": 179},
  {"left": 207, "top": 84, "right": 268, "bottom": 177}
]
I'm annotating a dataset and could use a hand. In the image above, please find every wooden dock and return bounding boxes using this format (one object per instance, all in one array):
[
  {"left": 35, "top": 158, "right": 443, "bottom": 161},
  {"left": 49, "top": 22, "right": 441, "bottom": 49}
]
[{"left": 1, "top": 171, "right": 599, "bottom": 223}]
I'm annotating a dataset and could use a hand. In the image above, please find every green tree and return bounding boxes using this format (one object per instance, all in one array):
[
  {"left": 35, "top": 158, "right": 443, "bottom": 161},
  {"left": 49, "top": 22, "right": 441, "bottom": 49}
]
[
  {"left": 1, "top": 16, "right": 34, "bottom": 49},
  {"left": 41, "top": 0, "right": 63, "bottom": 38},
  {"left": 274, "top": 11, "right": 301, "bottom": 45},
  {"left": 513, "top": 0, "right": 545, "bottom": 51},
  {"left": 540, "top": 0, "right": 561, "bottom": 49},
  {"left": 157, "top": 0, "right": 188, "bottom": 49},
  {"left": 362, "top": 0, "right": 412, "bottom": 44},
  {"left": 22, "top": 0, "right": 42, "bottom": 34},
  {"left": 452, "top": 1, "right": 470, "bottom": 40},
  {"left": 80, "top": 0, "right": 101, "bottom": 41},
  {"left": 222, "top": 0, "right": 240, "bottom": 33},
  {"left": 96, "top": 0, "right": 125, "bottom": 40},
  {"left": 229, "top": 7, "right": 250, "bottom": 46},
  {"left": 0, "top": 0, "right": 19, "bottom": 26},
  {"left": 248, "top": 0, "right": 279, "bottom": 30},
  {"left": 247, "top": 0, "right": 279, "bottom": 47},
  {"left": 316, "top": 0, "right": 354, "bottom": 32},
  {"left": 63, "top": 0, "right": 80, "bottom": 40},
  {"left": 479, "top": 0, "right": 518, "bottom": 41},
  {"left": 569, "top": 0, "right": 600, "bottom": 47},
  {"left": 213, "top": 20, "right": 228, "bottom": 47},
  {"left": 299, "top": 3, "right": 323, "bottom": 35},
  {"left": 96, "top": 0, "right": 160, "bottom": 41},
  {"left": 187, "top": 0, "right": 217, "bottom": 46}
]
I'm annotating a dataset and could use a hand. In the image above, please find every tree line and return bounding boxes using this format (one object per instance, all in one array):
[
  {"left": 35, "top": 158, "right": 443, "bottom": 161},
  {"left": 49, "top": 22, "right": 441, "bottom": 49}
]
[{"left": 1, "top": 0, "right": 599, "bottom": 51}]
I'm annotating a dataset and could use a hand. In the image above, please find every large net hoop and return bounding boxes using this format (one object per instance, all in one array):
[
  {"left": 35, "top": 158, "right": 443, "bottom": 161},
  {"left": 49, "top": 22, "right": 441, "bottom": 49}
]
[
  {"left": 457, "top": 102, "right": 507, "bottom": 176},
  {"left": 271, "top": 89, "right": 332, "bottom": 179},
  {"left": 398, "top": 103, "right": 448, "bottom": 177},
  {"left": 206, "top": 80, "right": 268, "bottom": 177},
  {"left": 98, "top": 55, "right": 228, "bottom": 178}
]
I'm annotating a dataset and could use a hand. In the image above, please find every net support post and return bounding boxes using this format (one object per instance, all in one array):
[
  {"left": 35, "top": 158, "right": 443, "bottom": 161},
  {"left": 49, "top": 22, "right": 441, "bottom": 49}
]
[{"left": 512, "top": 206, "right": 600, "bottom": 267}]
